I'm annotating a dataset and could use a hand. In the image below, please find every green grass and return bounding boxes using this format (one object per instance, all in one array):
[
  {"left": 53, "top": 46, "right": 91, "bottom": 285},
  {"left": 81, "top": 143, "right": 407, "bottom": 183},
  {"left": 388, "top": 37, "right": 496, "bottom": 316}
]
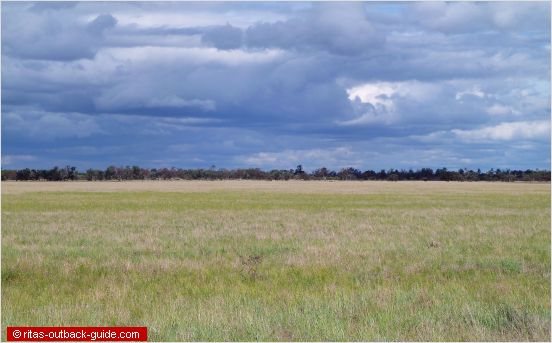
[{"left": 2, "top": 184, "right": 550, "bottom": 341}]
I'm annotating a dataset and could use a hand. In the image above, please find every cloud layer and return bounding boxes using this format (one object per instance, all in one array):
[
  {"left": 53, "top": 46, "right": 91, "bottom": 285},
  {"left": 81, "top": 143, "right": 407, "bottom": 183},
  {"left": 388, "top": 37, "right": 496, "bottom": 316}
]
[{"left": 2, "top": 2, "right": 550, "bottom": 170}]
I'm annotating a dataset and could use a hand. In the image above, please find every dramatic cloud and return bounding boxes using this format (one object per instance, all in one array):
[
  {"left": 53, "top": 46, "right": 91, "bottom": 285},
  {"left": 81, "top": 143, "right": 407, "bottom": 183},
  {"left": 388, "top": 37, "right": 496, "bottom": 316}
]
[{"left": 1, "top": 2, "right": 550, "bottom": 170}]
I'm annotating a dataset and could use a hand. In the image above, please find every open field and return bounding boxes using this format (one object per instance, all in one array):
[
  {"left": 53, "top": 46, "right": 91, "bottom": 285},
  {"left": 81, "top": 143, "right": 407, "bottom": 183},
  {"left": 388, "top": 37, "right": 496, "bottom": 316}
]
[{"left": 2, "top": 181, "right": 550, "bottom": 341}]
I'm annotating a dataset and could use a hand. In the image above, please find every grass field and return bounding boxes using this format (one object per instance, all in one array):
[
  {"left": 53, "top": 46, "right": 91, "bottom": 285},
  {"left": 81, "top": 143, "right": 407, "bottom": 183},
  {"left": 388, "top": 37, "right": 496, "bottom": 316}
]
[{"left": 1, "top": 181, "right": 550, "bottom": 341}]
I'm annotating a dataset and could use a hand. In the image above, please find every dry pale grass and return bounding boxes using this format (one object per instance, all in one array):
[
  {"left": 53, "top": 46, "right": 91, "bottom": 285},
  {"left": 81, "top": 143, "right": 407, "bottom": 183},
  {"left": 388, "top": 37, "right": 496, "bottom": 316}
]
[{"left": 1, "top": 180, "right": 549, "bottom": 195}]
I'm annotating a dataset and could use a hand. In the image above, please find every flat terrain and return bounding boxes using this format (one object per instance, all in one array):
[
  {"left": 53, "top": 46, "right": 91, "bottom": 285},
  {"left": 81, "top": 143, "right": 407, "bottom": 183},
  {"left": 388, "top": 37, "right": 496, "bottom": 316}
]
[{"left": 2, "top": 181, "right": 550, "bottom": 341}]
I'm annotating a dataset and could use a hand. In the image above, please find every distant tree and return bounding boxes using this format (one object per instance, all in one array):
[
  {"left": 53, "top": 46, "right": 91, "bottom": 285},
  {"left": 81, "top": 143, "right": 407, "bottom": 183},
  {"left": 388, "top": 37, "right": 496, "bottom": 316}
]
[
  {"left": 104, "top": 166, "right": 116, "bottom": 180},
  {"left": 1, "top": 170, "right": 17, "bottom": 181},
  {"left": 131, "top": 166, "right": 143, "bottom": 180},
  {"left": 2, "top": 165, "right": 550, "bottom": 182},
  {"left": 313, "top": 167, "right": 329, "bottom": 179},
  {"left": 64, "top": 166, "right": 77, "bottom": 180},
  {"left": 16, "top": 168, "right": 31, "bottom": 181},
  {"left": 387, "top": 173, "right": 399, "bottom": 181},
  {"left": 435, "top": 168, "right": 452, "bottom": 181},
  {"left": 85, "top": 169, "right": 95, "bottom": 181}
]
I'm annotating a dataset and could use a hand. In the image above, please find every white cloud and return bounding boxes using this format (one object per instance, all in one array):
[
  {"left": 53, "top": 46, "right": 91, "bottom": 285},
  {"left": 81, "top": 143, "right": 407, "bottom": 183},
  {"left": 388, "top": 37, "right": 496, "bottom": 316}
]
[
  {"left": 455, "top": 86, "right": 485, "bottom": 100},
  {"left": 347, "top": 83, "right": 396, "bottom": 110},
  {"left": 485, "top": 104, "right": 520, "bottom": 116},
  {"left": 110, "top": 9, "right": 287, "bottom": 30},
  {"left": 102, "top": 46, "right": 285, "bottom": 66},
  {"left": 452, "top": 120, "right": 550, "bottom": 142},
  {"left": 341, "top": 81, "right": 440, "bottom": 125}
]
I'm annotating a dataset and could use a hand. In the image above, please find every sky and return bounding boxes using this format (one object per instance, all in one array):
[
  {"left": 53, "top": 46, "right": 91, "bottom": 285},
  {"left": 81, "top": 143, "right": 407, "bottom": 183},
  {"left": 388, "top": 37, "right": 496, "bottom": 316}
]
[{"left": 1, "top": 1, "right": 551, "bottom": 171}]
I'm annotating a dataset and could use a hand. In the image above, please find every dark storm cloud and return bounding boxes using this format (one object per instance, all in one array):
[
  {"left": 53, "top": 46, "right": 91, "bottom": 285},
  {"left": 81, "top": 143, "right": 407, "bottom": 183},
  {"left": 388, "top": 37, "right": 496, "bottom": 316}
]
[
  {"left": 201, "top": 24, "right": 244, "bottom": 50},
  {"left": 246, "top": 3, "right": 384, "bottom": 55},
  {"left": 1, "top": 2, "right": 550, "bottom": 170},
  {"left": 196, "top": 3, "right": 385, "bottom": 55},
  {"left": 2, "top": 5, "right": 117, "bottom": 61},
  {"left": 87, "top": 14, "right": 117, "bottom": 34}
]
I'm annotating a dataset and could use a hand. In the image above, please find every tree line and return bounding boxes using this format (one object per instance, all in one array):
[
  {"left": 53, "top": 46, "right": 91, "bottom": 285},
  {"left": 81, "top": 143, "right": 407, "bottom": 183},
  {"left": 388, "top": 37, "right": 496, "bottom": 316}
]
[{"left": 1, "top": 165, "right": 550, "bottom": 182}]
